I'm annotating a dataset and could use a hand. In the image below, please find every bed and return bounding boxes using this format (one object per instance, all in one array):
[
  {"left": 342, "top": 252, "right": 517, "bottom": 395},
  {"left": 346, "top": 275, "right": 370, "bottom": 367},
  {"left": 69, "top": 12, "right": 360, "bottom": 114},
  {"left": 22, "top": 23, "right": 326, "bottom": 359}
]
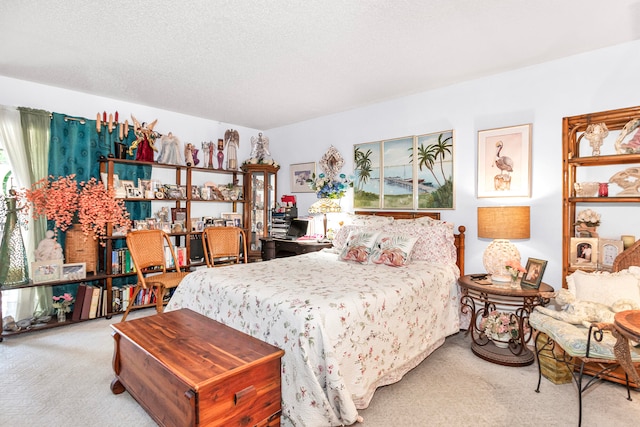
[{"left": 166, "top": 212, "right": 466, "bottom": 426}]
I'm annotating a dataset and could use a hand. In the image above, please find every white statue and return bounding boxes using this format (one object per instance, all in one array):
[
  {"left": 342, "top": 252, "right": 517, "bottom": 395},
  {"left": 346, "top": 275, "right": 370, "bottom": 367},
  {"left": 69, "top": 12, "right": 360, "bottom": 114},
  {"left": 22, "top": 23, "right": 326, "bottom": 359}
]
[
  {"left": 250, "top": 132, "right": 271, "bottom": 160},
  {"left": 157, "top": 132, "right": 183, "bottom": 165},
  {"left": 225, "top": 129, "right": 239, "bottom": 170},
  {"left": 35, "top": 230, "right": 64, "bottom": 262},
  {"left": 583, "top": 122, "right": 609, "bottom": 156}
]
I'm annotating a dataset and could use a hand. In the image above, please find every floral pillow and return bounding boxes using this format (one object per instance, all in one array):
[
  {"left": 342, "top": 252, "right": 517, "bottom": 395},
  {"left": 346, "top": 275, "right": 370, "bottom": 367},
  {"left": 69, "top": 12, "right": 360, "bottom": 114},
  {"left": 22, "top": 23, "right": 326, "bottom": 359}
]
[
  {"left": 382, "top": 217, "right": 456, "bottom": 264},
  {"left": 339, "top": 230, "right": 381, "bottom": 263},
  {"left": 343, "top": 213, "right": 394, "bottom": 227},
  {"left": 369, "top": 233, "right": 419, "bottom": 267},
  {"left": 332, "top": 225, "right": 365, "bottom": 251}
]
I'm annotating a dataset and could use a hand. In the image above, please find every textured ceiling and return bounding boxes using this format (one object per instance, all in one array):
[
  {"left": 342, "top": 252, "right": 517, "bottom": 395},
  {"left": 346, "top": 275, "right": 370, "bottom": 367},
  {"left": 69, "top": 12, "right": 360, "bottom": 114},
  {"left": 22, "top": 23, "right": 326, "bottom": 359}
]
[{"left": 1, "top": 1, "right": 639, "bottom": 130}]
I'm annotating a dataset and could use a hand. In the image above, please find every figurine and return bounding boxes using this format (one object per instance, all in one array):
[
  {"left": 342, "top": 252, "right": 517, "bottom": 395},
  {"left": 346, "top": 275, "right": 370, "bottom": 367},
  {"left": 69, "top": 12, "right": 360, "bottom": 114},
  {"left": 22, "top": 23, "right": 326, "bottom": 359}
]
[
  {"left": 184, "top": 143, "right": 195, "bottom": 166},
  {"left": 217, "top": 139, "right": 224, "bottom": 169},
  {"left": 250, "top": 132, "right": 271, "bottom": 160},
  {"left": 202, "top": 142, "right": 210, "bottom": 168},
  {"left": 225, "top": 129, "right": 239, "bottom": 170},
  {"left": 583, "top": 122, "right": 608, "bottom": 156},
  {"left": 35, "top": 230, "right": 64, "bottom": 262},
  {"left": 129, "top": 115, "right": 158, "bottom": 162},
  {"left": 157, "top": 132, "right": 183, "bottom": 165}
]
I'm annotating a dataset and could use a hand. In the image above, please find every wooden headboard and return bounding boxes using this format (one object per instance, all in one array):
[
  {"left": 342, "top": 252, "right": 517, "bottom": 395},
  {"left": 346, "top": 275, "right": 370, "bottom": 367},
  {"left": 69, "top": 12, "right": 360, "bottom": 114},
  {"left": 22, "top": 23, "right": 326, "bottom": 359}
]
[{"left": 354, "top": 211, "right": 466, "bottom": 275}]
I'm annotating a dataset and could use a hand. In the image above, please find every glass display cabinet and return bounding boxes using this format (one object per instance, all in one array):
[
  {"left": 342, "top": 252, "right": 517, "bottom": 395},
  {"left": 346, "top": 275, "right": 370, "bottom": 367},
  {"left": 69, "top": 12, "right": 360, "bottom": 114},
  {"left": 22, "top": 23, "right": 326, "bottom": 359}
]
[{"left": 242, "top": 163, "right": 279, "bottom": 261}]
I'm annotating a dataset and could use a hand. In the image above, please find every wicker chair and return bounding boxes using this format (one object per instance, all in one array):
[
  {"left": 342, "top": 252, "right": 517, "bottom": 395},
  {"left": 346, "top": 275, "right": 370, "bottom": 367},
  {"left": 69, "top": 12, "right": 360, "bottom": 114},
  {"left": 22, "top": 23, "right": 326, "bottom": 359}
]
[
  {"left": 121, "top": 230, "right": 190, "bottom": 322},
  {"left": 202, "top": 226, "right": 247, "bottom": 267},
  {"left": 530, "top": 241, "right": 640, "bottom": 426}
]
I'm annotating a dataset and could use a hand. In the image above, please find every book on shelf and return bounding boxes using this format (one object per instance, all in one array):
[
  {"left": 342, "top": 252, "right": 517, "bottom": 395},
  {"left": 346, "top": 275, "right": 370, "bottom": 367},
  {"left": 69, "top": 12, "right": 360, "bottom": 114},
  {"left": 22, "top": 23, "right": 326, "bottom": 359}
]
[
  {"left": 88, "top": 286, "right": 101, "bottom": 319},
  {"left": 71, "top": 283, "right": 88, "bottom": 322},
  {"left": 80, "top": 285, "right": 95, "bottom": 320}
]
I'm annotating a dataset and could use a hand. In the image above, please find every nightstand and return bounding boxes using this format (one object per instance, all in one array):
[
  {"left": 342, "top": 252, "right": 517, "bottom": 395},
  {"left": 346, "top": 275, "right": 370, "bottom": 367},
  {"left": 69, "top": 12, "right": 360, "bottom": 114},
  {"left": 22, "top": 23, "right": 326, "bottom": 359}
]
[{"left": 458, "top": 274, "right": 553, "bottom": 366}]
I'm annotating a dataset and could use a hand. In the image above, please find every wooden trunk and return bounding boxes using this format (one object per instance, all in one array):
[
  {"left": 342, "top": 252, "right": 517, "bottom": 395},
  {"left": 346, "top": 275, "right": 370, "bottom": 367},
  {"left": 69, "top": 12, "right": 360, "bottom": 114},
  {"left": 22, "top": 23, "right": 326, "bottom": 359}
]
[
  {"left": 537, "top": 333, "right": 572, "bottom": 385},
  {"left": 110, "top": 308, "right": 284, "bottom": 426}
]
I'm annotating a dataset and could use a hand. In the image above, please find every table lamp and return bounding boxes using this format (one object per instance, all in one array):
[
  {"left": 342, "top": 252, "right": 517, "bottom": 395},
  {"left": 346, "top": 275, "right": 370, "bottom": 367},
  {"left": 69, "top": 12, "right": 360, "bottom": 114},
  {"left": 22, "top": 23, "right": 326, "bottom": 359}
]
[
  {"left": 308, "top": 198, "right": 341, "bottom": 241},
  {"left": 477, "top": 206, "right": 530, "bottom": 282}
]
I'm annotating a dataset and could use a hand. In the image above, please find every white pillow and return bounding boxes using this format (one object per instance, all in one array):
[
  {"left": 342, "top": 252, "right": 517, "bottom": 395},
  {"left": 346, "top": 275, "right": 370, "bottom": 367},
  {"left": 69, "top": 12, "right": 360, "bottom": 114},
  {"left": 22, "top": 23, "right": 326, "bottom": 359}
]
[{"left": 566, "top": 269, "right": 640, "bottom": 306}]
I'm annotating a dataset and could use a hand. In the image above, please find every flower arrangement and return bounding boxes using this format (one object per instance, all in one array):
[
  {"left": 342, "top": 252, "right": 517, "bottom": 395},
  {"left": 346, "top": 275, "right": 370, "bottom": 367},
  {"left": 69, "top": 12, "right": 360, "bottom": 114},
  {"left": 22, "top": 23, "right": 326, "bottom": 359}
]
[
  {"left": 574, "top": 208, "right": 601, "bottom": 227},
  {"left": 25, "top": 174, "right": 131, "bottom": 241},
  {"left": 52, "top": 293, "right": 74, "bottom": 313},
  {"left": 480, "top": 310, "right": 521, "bottom": 340},
  {"left": 505, "top": 260, "right": 526, "bottom": 281},
  {"left": 307, "top": 173, "right": 353, "bottom": 199}
]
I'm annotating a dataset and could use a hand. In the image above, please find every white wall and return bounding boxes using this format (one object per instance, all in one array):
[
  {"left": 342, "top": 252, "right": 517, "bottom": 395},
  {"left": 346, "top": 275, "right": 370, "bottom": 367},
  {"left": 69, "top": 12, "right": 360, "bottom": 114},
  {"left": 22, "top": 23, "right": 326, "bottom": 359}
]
[
  {"left": 268, "top": 40, "right": 640, "bottom": 288},
  {"left": 2, "top": 40, "right": 640, "bottom": 288}
]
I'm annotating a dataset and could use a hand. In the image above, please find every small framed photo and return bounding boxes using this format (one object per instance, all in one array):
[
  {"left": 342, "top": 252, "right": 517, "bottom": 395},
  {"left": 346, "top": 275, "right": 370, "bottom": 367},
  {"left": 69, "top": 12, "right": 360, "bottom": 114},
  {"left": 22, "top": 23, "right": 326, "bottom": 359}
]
[
  {"left": 62, "top": 263, "right": 86, "bottom": 281},
  {"left": 126, "top": 186, "right": 142, "bottom": 198},
  {"left": 225, "top": 220, "right": 235, "bottom": 227},
  {"left": 179, "top": 185, "right": 188, "bottom": 200},
  {"left": 160, "top": 221, "right": 172, "bottom": 233},
  {"left": 120, "top": 180, "right": 134, "bottom": 192},
  {"left": 195, "top": 221, "right": 205, "bottom": 232},
  {"left": 521, "top": 258, "right": 547, "bottom": 289},
  {"left": 290, "top": 162, "right": 316, "bottom": 193},
  {"left": 221, "top": 212, "right": 242, "bottom": 227},
  {"left": 477, "top": 123, "right": 532, "bottom": 198},
  {"left": 191, "top": 186, "right": 201, "bottom": 200},
  {"left": 599, "top": 239, "right": 624, "bottom": 270},
  {"left": 138, "top": 179, "right": 152, "bottom": 192},
  {"left": 31, "top": 260, "right": 63, "bottom": 283},
  {"left": 171, "top": 207, "right": 187, "bottom": 222},
  {"left": 570, "top": 237, "right": 599, "bottom": 269},
  {"left": 213, "top": 219, "right": 225, "bottom": 227}
]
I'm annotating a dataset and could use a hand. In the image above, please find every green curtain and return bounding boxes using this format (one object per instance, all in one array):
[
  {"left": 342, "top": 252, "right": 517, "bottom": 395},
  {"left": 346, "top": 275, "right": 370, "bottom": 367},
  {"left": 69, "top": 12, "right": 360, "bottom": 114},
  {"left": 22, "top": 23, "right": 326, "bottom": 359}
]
[
  {"left": 18, "top": 107, "right": 52, "bottom": 316},
  {"left": 48, "top": 113, "right": 151, "bottom": 297}
]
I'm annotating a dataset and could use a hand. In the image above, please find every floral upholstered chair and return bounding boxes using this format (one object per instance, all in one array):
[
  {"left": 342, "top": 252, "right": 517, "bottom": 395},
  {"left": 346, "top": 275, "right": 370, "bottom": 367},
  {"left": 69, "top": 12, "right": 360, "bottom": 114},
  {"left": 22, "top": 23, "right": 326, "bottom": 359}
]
[{"left": 529, "top": 241, "right": 640, "bottom": 426}]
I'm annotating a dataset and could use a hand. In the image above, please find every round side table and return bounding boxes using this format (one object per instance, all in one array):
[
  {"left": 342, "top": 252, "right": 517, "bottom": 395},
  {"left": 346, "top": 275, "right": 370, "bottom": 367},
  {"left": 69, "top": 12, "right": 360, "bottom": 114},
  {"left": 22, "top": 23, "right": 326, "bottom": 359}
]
[{"left": 458, "top": 274, "right": 553, "bottom": 367}]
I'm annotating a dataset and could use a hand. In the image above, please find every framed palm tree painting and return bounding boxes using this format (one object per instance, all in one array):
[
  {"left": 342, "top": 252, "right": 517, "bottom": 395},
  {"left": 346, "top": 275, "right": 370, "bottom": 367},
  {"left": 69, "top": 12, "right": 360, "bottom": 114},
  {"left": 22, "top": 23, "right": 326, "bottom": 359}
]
[{"left": 353, "top": 130, "right": 454, "bottom": 210}]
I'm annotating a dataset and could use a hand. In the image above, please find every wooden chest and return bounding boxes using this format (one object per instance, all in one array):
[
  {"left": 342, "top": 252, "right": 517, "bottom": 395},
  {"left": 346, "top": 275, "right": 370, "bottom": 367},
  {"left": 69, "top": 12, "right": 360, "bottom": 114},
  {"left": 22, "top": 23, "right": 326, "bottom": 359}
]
[{"left": 110, "top": 308, "right": 284, "bottom": 427}]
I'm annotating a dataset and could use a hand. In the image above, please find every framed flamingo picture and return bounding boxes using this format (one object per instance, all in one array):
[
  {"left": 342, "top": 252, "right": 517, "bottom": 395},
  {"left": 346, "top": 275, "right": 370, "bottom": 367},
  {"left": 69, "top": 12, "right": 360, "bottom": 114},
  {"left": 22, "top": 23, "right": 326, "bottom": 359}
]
[{"left": 477, "top": 124, "right": 532, "bottom": 198}]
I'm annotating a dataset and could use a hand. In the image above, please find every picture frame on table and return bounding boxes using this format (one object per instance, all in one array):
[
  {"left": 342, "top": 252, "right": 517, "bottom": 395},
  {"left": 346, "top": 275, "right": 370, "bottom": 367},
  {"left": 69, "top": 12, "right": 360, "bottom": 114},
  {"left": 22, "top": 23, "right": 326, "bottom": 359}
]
[
  {"left": 120, "top": 180, "right": 134, "bottom": 192},
  {"left": 598, "top": 239, "right": 624, "bottom": 270},
  {"left": 126, "top": 186, "right": 142, "bottom": 199},
  {"left": 569, "top": 237, "right": 599, "bottom": 269},
  {"left": 61, "top": 262, "right": 86, "bottom": 281},
  {"left": 138, "top": 179, "right": 152, "bottom": 192},
  {"left": 521, "top": 258, "right": 547, "bottom": 289},
  {"left": 290, "top": 162, "right": 316, "bottom": 193},
  {"left": 477, "top": 123, "right": 532, "bottom": 198},
  {"left": 31, "top": 260, "right": 63, "bottom": 283}
]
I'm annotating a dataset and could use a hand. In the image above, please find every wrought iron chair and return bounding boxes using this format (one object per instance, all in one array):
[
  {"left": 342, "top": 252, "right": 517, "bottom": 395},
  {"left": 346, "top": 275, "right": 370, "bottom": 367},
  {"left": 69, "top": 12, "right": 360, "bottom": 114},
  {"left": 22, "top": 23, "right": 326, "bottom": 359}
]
[
  {"left": 121, "top": 230, "right": 190, "bottom": 321},
  {"left": 202, "top": 226, "right": 247, "bottom": 267}
]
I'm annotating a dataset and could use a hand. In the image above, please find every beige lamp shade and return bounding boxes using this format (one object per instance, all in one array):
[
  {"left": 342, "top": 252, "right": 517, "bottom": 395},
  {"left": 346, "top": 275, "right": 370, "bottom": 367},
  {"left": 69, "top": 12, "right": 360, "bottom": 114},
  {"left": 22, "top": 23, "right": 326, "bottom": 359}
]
[
  {"left": 478, "top": 206, "right": 530, "bottom": 282},
  {"left": 477, "top": 206, "right": 530, "bottom": 240}
]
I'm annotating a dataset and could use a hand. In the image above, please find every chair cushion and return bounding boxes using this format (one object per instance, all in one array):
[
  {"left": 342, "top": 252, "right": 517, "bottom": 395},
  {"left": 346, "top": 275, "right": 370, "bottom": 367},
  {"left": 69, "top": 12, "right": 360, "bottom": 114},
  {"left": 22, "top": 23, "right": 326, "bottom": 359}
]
[
  {"left": 530, "top": 308, "right": 640, "bottom": 361},
  {"left": 567, "top": 269, "right": 640, "bottom": 306}
]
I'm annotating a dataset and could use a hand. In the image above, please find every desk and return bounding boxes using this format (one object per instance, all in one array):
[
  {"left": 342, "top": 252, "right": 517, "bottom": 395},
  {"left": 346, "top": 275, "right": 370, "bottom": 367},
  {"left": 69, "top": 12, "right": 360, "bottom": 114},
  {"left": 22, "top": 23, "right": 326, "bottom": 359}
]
[
  {"left": 458, "top": 274, "right": 553, "bottom": 367},
  {"left": 260, "top": 238, "right": 333, "bottom": 260}
]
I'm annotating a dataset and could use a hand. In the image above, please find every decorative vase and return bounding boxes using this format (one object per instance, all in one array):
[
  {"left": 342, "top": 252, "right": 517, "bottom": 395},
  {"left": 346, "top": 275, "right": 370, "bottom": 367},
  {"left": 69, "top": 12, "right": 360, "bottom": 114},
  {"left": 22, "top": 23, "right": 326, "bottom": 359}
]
[
  {"left": 57, "top": 309, "right": 67, "bottom": 323},
  {"left": 510, "top": 273, "right": 520, "bottom": 288},
  {"left": 0, "top": 193, "right": 30, "bottom": 287},
  {"left": 491, "top": 333, "right": 511, "bottom": 349}
]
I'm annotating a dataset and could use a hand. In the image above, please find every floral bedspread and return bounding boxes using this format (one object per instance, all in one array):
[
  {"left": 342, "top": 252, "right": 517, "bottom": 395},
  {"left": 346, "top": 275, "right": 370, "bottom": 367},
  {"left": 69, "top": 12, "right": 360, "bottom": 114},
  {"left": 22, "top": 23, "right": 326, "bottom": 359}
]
[{"left": 166, "top": 250, "right": 460, "bottom": 427}]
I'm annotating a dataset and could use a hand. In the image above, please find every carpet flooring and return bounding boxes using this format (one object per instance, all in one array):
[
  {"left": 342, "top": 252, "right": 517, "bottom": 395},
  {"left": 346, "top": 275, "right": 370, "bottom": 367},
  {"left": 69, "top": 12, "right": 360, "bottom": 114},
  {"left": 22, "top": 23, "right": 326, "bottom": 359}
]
[{"left": 1, "top": 308, "right": 639, "bottom": 426}]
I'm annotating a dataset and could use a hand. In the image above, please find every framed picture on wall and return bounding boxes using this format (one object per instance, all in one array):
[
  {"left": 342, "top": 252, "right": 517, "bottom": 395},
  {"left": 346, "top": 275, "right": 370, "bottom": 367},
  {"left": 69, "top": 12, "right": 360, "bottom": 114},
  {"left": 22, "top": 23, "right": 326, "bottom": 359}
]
[
  {"left": 477, "top": 123, "right": 532, "bottom": 198},
  {"left": 570, "top": 237, "right": 599, "bottom": 269},
  {"left": 290, "top": 162, "right": 315, "bottom": 193}
]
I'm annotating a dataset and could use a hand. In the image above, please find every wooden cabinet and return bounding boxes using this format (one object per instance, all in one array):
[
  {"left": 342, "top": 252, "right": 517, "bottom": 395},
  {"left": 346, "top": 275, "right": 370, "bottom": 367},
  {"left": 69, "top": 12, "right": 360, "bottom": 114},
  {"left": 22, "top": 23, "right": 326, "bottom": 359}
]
[
  {"left": 111, "top": 308, "right": 284, "bottom": 427},
  {"left": 562, "top": 105, "right": 640, "bottom": 283},
  {"left": 241, "top": 164, "right": 279, "bottom": 262}
]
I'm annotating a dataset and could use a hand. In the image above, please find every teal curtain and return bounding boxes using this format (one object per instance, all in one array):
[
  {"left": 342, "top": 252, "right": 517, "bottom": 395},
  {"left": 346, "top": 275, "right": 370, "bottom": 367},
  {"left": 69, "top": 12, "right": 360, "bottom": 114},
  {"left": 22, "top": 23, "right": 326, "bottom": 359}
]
[
  {"left": 18, "top": 108, "right": 52, "bottom": 316},
  {"left": 48, "top": 113, "right": 151, "bottom": 298}
]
